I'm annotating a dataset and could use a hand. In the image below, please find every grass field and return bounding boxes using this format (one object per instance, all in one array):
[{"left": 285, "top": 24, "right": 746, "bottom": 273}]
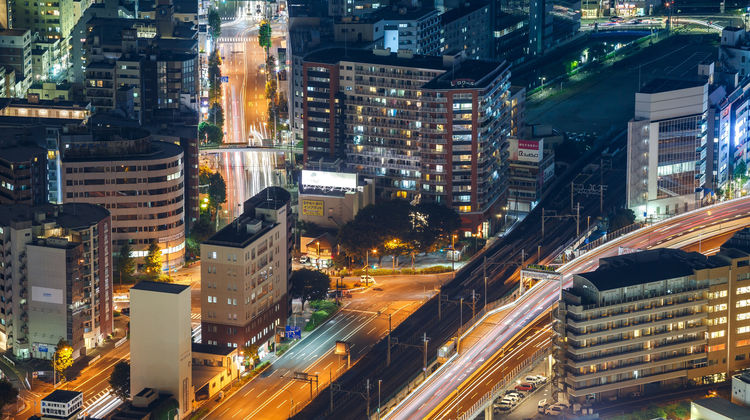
[{"left": 526, "top": 33, "right": 719, "bottom": 134}]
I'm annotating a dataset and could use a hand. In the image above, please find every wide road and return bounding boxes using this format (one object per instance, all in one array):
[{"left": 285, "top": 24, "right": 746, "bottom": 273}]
[
  {"left": 386, "top": 196, "right": 750, "bottom": 419},
  {"left": 201, "top": 273, "right": 450, "bottom": 420}
]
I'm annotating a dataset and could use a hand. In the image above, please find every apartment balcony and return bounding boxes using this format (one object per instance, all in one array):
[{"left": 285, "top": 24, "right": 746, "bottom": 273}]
[
  {"left": 565, "top": 368, "right": 691, "bottom": 397},
  {"left": 567, "top": 289, "right": 707, "bottom": 326},
  {"left": 566, "top": 324, "right": 707, "bottom": 356},
  {"left": 566, "top": 336, "right": 706, "bottom": 368}
]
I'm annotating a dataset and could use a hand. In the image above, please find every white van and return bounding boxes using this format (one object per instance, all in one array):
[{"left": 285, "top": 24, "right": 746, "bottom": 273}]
[{"left": 538, "top": 399, "right": 549, "bottom": 413}]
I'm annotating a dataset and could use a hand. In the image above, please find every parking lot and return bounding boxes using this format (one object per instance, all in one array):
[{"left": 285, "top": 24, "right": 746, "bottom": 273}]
[{"left": 487, "top": 370, "right": 556, "bottom": 420}]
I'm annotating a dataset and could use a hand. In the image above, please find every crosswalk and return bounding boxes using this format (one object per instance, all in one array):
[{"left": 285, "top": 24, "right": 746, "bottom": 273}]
[
  {"left": 218, "top": 36, "right": 256, "bottom": 43},
  {"left": 83, "top": 388, "right": 111, "bottom": 409},
  {"left": 191, "top": 312, "right": 201, "bottom": 321}
]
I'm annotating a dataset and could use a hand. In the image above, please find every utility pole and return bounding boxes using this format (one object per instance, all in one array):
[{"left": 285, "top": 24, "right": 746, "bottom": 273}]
[
  {"left": 542, "top": 207, "right": 545, "bottom": 238},
  {"left": 387, "top": 313, "right": 392, "bottom": 367},
  {"left": 483, "top": 256, "right": 487, "bottom": 309},
  {"left": 576, "top": 202, "right": 580, "bottom": 237},
  {"left": 366, "top": 379, "right": 370, "bottom": 418}
]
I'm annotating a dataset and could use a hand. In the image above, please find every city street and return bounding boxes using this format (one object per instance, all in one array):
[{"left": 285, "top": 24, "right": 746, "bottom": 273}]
[{"left": 201, "top": 273, "right": 451, "bottom": 419}]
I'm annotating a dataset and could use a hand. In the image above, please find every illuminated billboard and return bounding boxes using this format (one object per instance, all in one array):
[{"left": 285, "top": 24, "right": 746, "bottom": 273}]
[
  {"left": 509, "top": 139, "right": 543, "bottom": 163},
  {"left": 301, "top": 170, "right": 357, "bottom": 190},
  {"left": 301, "top": 199, "right": 324, "bottom": 216}
]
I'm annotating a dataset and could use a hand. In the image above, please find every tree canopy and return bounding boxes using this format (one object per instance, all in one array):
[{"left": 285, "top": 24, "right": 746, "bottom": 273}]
[
  {"left": 0, "top": 379, "right": 17, "bottom": 413},
  {"left": 289, "top": 269, "right": 330, "bottom": 309},
  {"left": 258, "top": 21, "right": 272, "bottom": 50},
  {"left": 207, "top": 172, "right": 227, "bottom": 210},
  {"left": 208, "top": 9, "right": 221, "bottom": 39},
  {"left": 337, "top": 200, "right": 461, "bottom": 264},
  {"left": 143, "top": 242, "right": 162, "bottom": 278},
  {"left": 115, "top": 243, "right": 135, "bottom": 285},
  {"left": 54, "top": 339, "right": 73, "bottom": 382},
  {"left": 199, "top": 121, "right": 223, "bottom": 145},
  {"left": 109, "top": 361, "right": 130, "bottom": 401},
  {"left": 608, "top": 208, "right": 636, "bottom": 232}
]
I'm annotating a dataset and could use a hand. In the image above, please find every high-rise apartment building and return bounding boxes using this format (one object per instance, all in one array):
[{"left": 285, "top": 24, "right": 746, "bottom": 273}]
[
  {"left": 440, "top": 1, "right": 492, "bottom": 60},
  {"left": 130, "top": 281, "right": 192, "bottom": 418},
  {"left": 302, "top": 48, "right": 514, "bottom": 233},
  {"left": 201, "top": 187, "right": 291, "bottom": 351},
  {"left": 0, "top": 29, "right": 32, "bottom": 97},
  {"left": 0, "top": 203, "right": 112, "bottom": 359},
  {"left": 557, "top": 232, "right": 750, "bottom": 403},
  {"left": 0, "top": 144, "right": 47, "bottom": 205},
  {"left": 59, "top": 127, "right": 186, "bottom": 271},
  {"left": 380, "top": 7, "right": 441, "bottom": 56},
  {"left": 626, "top": 78, "right": 709, "bottom": 220}
]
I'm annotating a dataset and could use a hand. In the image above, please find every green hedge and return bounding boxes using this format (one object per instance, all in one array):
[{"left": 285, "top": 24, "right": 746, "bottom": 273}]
[
  {"left": 304, "top": 300, "right": 340, "bottom": 332},
  {"left": 338, "top": 265, "right": 452, "bottom": 277}
]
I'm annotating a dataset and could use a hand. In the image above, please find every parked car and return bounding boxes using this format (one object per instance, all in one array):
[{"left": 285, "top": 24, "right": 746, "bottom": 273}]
[
  {"left": 299, "top": 256, "right": 309, "bottom": 264},
  {"left": 500, "top": 397, "right": 516, "bottom": 407},
  {"left": 538, "top": 399, "right": 549, "bottom": 413},
  {"left": 515, "top": 382, "right": 534, "bottom": 392},
  {"left": 507, "top": 391, "right": 525, "bottom": 399},
  {"left": 503, "top": 394, "right": 519, "bottom": 403},
  {"left": 546, "top": 404, "right": 566, "bottom": 416},
  {"left": 494, "top": 402, "right": 512, "bottom": 411}
]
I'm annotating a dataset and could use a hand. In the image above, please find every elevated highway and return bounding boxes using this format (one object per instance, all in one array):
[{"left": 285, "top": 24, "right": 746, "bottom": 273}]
[{"left": 385, "top": 196, "right": 750, "bottom": 420}]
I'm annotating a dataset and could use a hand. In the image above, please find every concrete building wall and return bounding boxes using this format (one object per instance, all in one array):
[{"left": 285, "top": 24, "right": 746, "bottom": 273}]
[
  {"left": 130, "top": 284, "right": 192, "bottom": 418},
  {"left": 634, "top": 84, "right": 708, "bottom": 121}
]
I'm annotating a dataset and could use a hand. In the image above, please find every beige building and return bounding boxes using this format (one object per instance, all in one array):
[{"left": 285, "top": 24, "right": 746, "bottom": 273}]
[
  {"left": 298, "top": 169, "right": 374, "bottom": 229},
  {"left": 191, "top": 343, "right": 240, "bottom": 400},
  {"left": 130, "top": 281, "right": 192, "bottom": 419},
  {"left": 201, "top": 187, "right": 291, "bottom": 353},
  {"left": 60, "top": 127, "right": 185, "bottom": 271},
  {"left": 557, "top": 229, "right": 750, "bottom": 404}
]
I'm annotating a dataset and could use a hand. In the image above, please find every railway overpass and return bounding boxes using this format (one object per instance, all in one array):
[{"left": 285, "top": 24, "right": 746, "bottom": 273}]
[{"left": 384, "top": 196, "right": 750, "bottom": 420}]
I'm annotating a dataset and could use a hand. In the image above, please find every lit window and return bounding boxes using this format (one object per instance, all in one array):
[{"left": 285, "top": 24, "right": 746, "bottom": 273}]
[
  {"left": 710, "top": 330, "right": 725, "bottom": 339},
  {"left": 739, "top": 326, "right": 750, "bottom": 334}
]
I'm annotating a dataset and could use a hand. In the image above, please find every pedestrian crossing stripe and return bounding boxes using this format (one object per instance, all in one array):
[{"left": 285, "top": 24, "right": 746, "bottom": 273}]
[
  {"left": 83, "top": 388, "right": 111, "bottom": 408},
  {"left": 217, "top": 37, "right": 255, "bottom": 43}
]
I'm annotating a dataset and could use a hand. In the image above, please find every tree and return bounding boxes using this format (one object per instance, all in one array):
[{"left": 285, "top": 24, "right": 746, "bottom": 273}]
[
  {"left": 208, "top": 172, "right": 227, "bottom": 210},
  {"left": 208, "top": 103, "right": 224, "bottom": 128},
  {"left": 414, "top": 202, "right": 461, "bottom": 252},
  {"left": 53, "top": 339, "right": 73, "bottom": 383},
  {"left": 207, "top": 50, "right": 223, "bottom": 105},
  {"left": 115, "top": 243, "right": 135, "bottom": 285},
  {"left": 208, "top": 8, "right": 221, "bottom": 39},
  {"left": 143, "top": 242, "right": 162, "bottom": 278},
  {"left": 198, "top": 121, "right": 223, "bottom": 145},
  {"left": 109, "top": 361, "right": 130, "bottom": 401},
  {"left": 608, "top": 208, "right": 636, "bottom": 232},
  {"left": 0, "top": 379, "right": 17, "bottom": 413},
  {"left": 289, "top": 269, "right": 330, "bottom": 309},
  {"left": 258, "top": 21, "right": 272, "bottom": 51},
  {"left": 241, "top": 344, "right": 259, "bottom": 366},
  {"left": 735, "top": 160, "right": 747, "bottom": 182}
]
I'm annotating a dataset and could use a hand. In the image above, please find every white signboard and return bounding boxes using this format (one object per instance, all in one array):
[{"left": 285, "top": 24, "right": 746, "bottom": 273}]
[
  {"left": 31, "top": 286, "right": 63, "bottom": 305},
  {"left": 301, "top": 170, "right": 357, "bottom": 190},
  {"left": 509, "top": 139, "right": 543, "bottom": 163}
]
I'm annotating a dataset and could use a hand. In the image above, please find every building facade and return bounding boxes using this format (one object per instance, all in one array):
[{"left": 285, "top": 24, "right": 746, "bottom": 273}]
[
  {"left": 130, "top": 281, "right": 192, "bottom": 419},
  {"left": 0, "top": 29, "right": 32, "bottom": 97},
  {"left": 626, "top": 78, "right": 709, "bottom": 220},
  {"left": 60, "top": 127, "right": 185, "bottom": 271},
  {"left": 440, "top": 1, "right": 492, "bottom": 61},
  {"left": 557, "top": 234, "right": 750, "bottom": 403},
  {"left": 201, "top": 187, "right": 291, "bottom": 353},
  {"left": 302, "top": 48, "right": 515, "bottom": 233},
  {"left": 0, "top": 144, "right": 47, "bottom": 205},
  {"left": 0, "top": 203, "right": 112, "bottom": 359}
]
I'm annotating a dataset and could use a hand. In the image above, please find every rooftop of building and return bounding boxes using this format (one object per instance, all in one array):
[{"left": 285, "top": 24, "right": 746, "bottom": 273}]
[
  {"left": 244, "top": 186, "right": 291, "bottom": 212},
  {"left": 441, "top": 0, "right": 489, "bottom": 24},
  {"left": 638, "top": 78, "right": 707, "bottom": 94},
  {"left": 61, "top": 137, "right": 183, "bottom": 163},
  {"left": 304, "top": 47, "right": 448, "bottom": 70},
  {"left": 43, "top": 389, "right": 82, "bottom": 403},
  {"left": 0, "top": 144, "right": 46, "bottom": 162},
  {"left": 192, "top": 343, "right": 234, "bottom": 356},
  {"left": 0, "top": 97, "right": 89, "bottom": 110},
  {"left": 0, "top": 203, "right": 110, "bottom": 230},
  {"left": 0, "top": 29, "right": 29, "bottom": 37},
  {"left": 724, "top": 26, "right": 744, "bottom": 32},
  {"left": 375, "top": 6, "right": 438, "bottom": 21},
  {"left": 719, "top": 227, "right": 750, "bottom": 255},
  {"left": 131, "top": 281, "right": 189, "bottom": 294},
  {"left": 138, "top": 0, "right": 198, "bottom": 14},
  {"left": 202, "top": 216, "right": 276, "bottom": 249},
  {"left": 576, "top": 248, "right": 728, "bottom": 291},
  {"left": 422, "top": 60, "right": 507, "bottom": 90},
  {"left": 735, "top": 370, "right": 750, "bottom": 385},
  {"left": 692, "top": 397, "right": 750, "bottom": 419}
]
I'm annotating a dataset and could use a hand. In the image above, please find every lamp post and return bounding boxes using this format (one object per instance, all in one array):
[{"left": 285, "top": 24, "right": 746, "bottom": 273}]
[
  {"left": 378, "top": 379, "right": 382, "bottom": 420},
  {"left": 451, "top": 234, "right": 457, "bottom": 272}
]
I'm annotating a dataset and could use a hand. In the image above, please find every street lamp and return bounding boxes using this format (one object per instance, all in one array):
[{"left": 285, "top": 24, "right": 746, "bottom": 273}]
[
  {"left": 316, "top": 241, "right": 320, "bottom": 270},
  {"left": 378, "top": 379, "right": 382, "bottom": 420},
  {"left": 451, "top": 234, "right": 457, "bottom": 273},
  {"left": 540, "top": 76, "right": 546, "bottom": 90}
]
